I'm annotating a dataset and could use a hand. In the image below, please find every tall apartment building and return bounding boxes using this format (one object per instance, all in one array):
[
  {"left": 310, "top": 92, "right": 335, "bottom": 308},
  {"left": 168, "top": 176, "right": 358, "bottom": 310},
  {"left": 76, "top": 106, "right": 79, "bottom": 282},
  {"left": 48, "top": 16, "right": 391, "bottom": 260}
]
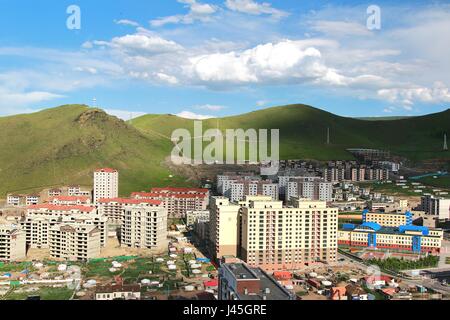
[
  {"left": 121, "top": 206, "right": 168, "bottom": 251},
  {"left": 97, "top": 198, "right": 162, "bottom": 228},
  {"left": 131, "top": 187, "right": 208, "bottom": 218},
  {"left": 93, "top": 168, "right": 119, "bottom": 203},
  {"left": 0, "top": 224, "right": 26, "bottom": 262},
  {"left": 209, "top": 197, "right": 241, "bottom": 260},
  {"left": 420, "top": 195, "right": 450, "bottom": 220},
  {"left": 49, "top": 224, "right": 101, "bottom": 261},
  {"left": 286, "top": 177, "right": 332, "bottom": 202},
  {"left": 217, "top": 173, "right": 259, "bottom": 192},
  {"left": 228, "top": 180, "right": 278, "bottom": 202},
  {"left": 20, "top": 204, "right": 107, "bottom": 248},
  {"left": 186, "top": 210, "right": 210, "bottom": 226},
  {"left": 323, "top": 167, "right": 346, "bottom": 182},
  {"left": 240, "top": 197, "right": 338, "bottom": 271}
]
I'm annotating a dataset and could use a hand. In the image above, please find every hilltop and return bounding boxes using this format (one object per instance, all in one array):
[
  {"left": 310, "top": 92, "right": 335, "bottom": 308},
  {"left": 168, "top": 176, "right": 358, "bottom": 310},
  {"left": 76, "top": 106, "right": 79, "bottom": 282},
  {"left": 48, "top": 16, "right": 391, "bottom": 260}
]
[
  {"left": 0, "top": 104, "right": 449, "bottom": 196},
  {"left": 132, "top": 104, "right": 450, "bottom": 161},
  {"left": 0, "top": 105, "right": 187, "bottom": 196}
]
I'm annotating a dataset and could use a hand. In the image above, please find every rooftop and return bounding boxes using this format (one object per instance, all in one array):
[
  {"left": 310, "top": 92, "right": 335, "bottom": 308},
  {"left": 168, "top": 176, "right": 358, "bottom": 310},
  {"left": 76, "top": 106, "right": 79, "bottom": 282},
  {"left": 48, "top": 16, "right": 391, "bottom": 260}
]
[{"left": 222, "top": 263, "right": 294, "bottom": 300}]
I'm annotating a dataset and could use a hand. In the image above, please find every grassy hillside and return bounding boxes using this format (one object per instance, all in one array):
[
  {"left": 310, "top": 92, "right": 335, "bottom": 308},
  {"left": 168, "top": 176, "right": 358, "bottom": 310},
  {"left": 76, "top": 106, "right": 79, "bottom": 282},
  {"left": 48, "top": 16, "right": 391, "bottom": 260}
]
[
  {"left": 132, "top": 104, "right": 450, "bottom": 161},
  {"left": 1, "top": 103, "right": 449, "bottom": 197},
  {"left": 0, "top": 105, "right": 188, "bottom": 196}
]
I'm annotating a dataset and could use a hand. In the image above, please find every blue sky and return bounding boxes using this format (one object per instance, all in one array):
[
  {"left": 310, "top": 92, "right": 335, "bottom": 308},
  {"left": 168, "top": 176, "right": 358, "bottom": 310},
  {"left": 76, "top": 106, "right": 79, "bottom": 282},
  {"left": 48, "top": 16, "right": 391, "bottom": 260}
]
[{"left": 1, "top": 0, "right": 450, "bottom": 119}]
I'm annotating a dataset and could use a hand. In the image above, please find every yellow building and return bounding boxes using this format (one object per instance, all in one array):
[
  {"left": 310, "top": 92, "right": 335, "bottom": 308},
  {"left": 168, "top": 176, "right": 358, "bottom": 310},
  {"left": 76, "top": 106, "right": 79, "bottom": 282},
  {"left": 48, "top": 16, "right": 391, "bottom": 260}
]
[
  {"left": 240, "top": 196, "right": 338, "bottom": 271},
  {"left": 209, "top": 197, "right": 241, "bottom": 260}
]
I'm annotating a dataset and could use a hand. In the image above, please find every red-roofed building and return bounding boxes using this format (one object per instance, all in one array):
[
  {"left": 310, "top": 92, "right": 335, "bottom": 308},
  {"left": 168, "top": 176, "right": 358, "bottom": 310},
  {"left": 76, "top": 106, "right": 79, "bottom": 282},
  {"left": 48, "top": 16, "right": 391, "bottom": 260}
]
[
  {"left": 97, "top": 197, "right": 163, "bottom": 227},
  {"left": 21, "top": 204, "right": 107, "bottom": 249},
  {"left": 131, "top": 187, "right": 209, "bottom": 218}
]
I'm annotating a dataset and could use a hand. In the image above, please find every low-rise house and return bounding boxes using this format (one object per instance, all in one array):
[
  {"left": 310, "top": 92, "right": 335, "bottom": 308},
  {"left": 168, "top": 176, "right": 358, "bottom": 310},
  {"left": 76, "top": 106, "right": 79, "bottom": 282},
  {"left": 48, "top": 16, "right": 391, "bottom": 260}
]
[{"left": 95, "top": 284, "right": 141, "bottom": 300}]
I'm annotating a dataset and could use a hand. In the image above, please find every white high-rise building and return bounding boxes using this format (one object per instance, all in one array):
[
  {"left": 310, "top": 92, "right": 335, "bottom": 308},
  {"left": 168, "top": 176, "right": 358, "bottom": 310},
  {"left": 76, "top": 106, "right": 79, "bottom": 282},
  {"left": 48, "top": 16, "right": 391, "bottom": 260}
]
[
  {"left": 94, "top": 168, "right": 119, "bottom": 203},
  {"left": 286, "top": 177, "right": 333, "bottom": 202}
]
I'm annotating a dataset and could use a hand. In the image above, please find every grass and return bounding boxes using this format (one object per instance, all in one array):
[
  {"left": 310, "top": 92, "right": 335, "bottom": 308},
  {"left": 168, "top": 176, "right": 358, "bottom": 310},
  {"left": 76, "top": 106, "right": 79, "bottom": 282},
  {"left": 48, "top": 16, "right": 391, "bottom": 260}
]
[
  {"left": 0, "top": 104, "right": 193, "bottom": 197},
  {"left": 1, "top": 103, "right": 449, "bottom": 196},
  {"left": 0, "top": 262, "right": 34, "bottom": 273},
  {"left": 358, "top": 181, "right": 440, "bottom": 197},
  {"left": 367, "top": 255, "right": 439, "bottom": 272},
  {"left": 5, "top": 286, "right": 74, "bottom": 300},
  {"left": 417, "top": 175, "right": 450, "bottom": 189}
]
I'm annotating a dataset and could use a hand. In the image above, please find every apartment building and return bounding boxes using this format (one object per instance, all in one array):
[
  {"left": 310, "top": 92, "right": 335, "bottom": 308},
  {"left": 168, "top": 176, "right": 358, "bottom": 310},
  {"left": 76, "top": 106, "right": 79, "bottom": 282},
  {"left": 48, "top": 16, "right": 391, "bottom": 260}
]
[
  {"left": 228, "top": 180, "right": 278, "bottom": 202},
  {"left": 193, "top": 217, "right": 210, "bottom": 242},
  {"left": 97, "top": 198, "right": 162, "bottom": 228},
  {"left": 20, "top": 204, "right": 107, "bottom": 249},
  {"left": 121, "top": 206, "right": 168, "bottom": 251},
  {"left": 218, "top": 262, "right": 295, "bottom": 300},
  {"left": 48, "top": 188, "right": 63, "bottom": 198},
  {"left": 68, "top": 185, "right": 91, "bottom": 197},
  {"left": 0, "top": 224, "right": 26, "bottom": 262},
  {"left": 339, "top": 223, "right": 443, "bottom": 254},
  {"left": 7, "top": 194, "right": 40, "bottom": 206},
  {"left": 420, "top": 195, "right": 450, "bottom": 220},
  {"left": 286, "top": 177, "right": 332, "bottom": 202},
  {"left": 323, "top": 167, "right": 346, "bottom": 183},
  {"left": 209, "top": 197, "right": 241, "bottom": 260},
  {"left": 186, "top": 210, "right": 210, "bottom": 226},
  {"left": 217, "top": 173, "right": 259, "bottom": 191},
  {"left": 132, "top": 188, "right": 208, "bottom": 218},
  {"left": 48, "top": 195, "right": 91, "bottom": 206},
  {"left": 240, "top": 197, "right": 338, "bottom": 271},
  {"left": 93, "top": 168, "right": 119, "bottom": 203},
  {"left": 49, "top": 224, "right": 101, "bottom": 261}
]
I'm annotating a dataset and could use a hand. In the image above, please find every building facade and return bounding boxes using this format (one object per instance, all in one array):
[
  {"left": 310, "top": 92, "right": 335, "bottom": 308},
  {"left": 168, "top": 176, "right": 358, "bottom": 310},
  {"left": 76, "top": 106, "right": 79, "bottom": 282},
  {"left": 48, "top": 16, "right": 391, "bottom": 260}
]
[
  {"left": 339, "top": 223, "right": 443, "bottom": 254},
  {"left": 209, "top": 197, "right": 241, "bottom": 260},
  {"left": 286, "top": 177, "right": 332, "bottom": 202},
  {"left": 121, "top": 206, "right": 168, "bottom": 251},
  {"left": 49, "top": 224, "right": 101, "bottom": 261},
  {"left": 93, "top": 168, "right": 119, "bottom": 203},
  {"left": 0, "top": 224, "right": 26, "bottom": 262},
  {"left": 218, "top": 262, "right": 295, "bottom": 300},
  {"left": 240, "top": 197, "right": 338, "bottom": 271}
]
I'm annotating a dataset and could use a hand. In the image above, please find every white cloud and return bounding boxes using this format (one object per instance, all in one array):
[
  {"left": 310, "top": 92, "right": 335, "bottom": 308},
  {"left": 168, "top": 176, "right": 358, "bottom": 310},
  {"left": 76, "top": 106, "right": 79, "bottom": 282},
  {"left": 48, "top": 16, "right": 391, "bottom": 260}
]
[
  {"left": 155, "top": 72, "right": 179, "bottom": 85},
  {"left": 377, "top": 82, "right": 450, "bottom": 107},
  {"left": 309, "top": 20, "right": 371, "bottom": 37},
  {"left": 151, "top": 0, "right": 217, "bottom": 27},
  {"left": 105, "top": 34, "right": 183, "bottom": 54},
  {"left": 0, "top": 88, "right": 64, "bottom": 115},
  {"left": 224, "top": 0, "right": 289, "bottom": 19},
  {"left": 176, "top": 110, "right": 214, "bottom": 119},
  {"left": 115, "top": 19, "right": 140, "bottom": 27},
  {"left": 196, "top": 104, "right": 226, "bottom": 111},
  {"left": 185, "top": 40, "right": 339, "bottom": 85}
]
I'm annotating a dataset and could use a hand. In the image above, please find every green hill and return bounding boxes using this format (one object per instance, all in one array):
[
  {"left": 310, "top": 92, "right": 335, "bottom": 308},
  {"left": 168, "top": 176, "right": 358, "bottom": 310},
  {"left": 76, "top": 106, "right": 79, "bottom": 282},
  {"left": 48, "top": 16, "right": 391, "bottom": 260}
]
[
  {"left": 132, "top": 104, "right": 450, "bottom": 161},
  {"left": 0, "top": 105, "right": 187, "bottom": 196},
  {"left": 0, "top": 103, "right": 449, "bottom": 196}
]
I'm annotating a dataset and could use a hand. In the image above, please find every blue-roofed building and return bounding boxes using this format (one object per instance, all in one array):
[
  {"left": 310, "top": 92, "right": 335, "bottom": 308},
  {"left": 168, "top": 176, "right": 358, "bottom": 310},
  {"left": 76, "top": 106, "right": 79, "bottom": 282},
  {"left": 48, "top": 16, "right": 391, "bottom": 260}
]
[{"left": 338, "top": 222, "right": 443, "bottom": 254}]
